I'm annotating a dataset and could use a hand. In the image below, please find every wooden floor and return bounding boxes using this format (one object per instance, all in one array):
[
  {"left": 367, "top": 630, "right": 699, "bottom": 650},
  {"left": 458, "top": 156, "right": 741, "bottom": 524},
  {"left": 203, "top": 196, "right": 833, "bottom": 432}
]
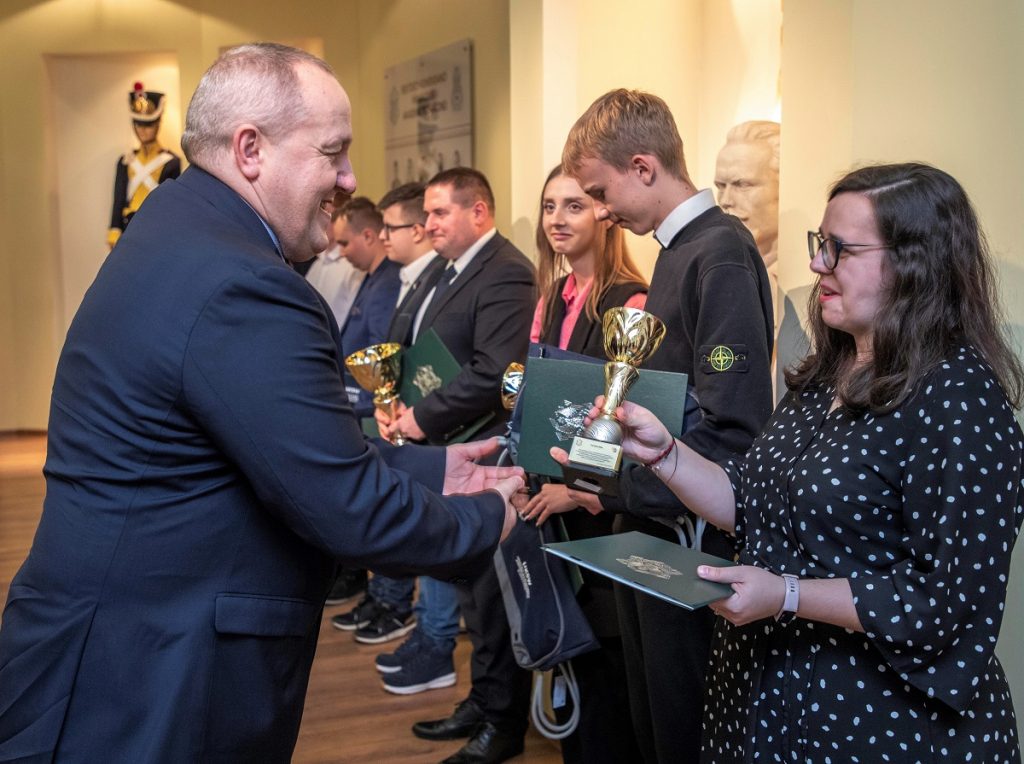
[{"left": 0, "top": 433, "right": 562, "bottom": 763}]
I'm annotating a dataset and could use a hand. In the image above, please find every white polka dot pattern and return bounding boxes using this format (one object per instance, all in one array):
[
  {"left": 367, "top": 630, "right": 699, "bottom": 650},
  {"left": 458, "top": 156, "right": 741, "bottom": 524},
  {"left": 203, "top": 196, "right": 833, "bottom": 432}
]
[{"left": 704, "top": 347, "right": 1023, "bottom": 762}]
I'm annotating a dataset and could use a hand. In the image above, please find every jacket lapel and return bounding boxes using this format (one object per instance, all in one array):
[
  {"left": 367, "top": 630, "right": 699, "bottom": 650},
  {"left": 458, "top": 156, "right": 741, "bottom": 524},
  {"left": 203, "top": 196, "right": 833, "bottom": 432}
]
[
  {"left": 565, "top": 307, "right": 600, "bottom": 354},
  {"left": 387, "top": 256, "right": 447, "bottom": 344},
  {"left": 419, "top": 233, "right": 505, "bottom": 331}
]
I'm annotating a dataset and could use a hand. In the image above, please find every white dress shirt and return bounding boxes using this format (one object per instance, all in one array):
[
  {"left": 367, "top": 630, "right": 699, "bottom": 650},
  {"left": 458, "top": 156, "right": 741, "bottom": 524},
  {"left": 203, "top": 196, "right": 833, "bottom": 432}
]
[
  {"left": 304, "top": 244, "right": 366, "bottom": 327},
  {"left": 412, "top": 228, "right": 497, "bottom": 342}
]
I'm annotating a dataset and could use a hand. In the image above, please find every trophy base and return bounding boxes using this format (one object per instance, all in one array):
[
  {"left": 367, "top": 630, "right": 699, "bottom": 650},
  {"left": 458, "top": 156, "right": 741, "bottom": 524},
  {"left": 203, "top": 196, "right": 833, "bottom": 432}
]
[{"left": 561, "top": 436, "right": 623, "bottom": 496}]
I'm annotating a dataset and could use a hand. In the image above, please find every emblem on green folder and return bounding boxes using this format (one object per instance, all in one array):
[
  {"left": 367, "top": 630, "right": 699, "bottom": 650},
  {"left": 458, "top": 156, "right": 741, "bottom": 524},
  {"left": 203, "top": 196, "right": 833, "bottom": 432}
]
[
  {"left": 616, "top": 555, "right": 683, "bottom": 581},
  {"left": 412, "top": 364, "right": 443, "bottom": 397},
  {"left": 549, "top": 400, "right": 589, "bottom": 442}
]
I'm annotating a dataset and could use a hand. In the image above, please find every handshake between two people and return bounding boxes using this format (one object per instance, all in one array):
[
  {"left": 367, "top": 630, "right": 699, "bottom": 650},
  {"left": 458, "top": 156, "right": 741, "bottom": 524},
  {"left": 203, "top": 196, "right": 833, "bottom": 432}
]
[
  {"left": 442, "top": 437, "right": 524, "bottom": 544},
  {"left": 375, "top": 401, "right": 525, "bottom": 543},
  {"left": 437, "top": 397, "right": 684, "bottom": 546}
]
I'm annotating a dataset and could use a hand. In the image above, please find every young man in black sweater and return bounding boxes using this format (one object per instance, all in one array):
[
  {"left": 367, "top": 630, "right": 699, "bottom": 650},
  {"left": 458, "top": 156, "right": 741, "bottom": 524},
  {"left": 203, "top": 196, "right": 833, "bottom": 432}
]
[{"left": 559, "top": 89, "right": 774, "bottom": 764}]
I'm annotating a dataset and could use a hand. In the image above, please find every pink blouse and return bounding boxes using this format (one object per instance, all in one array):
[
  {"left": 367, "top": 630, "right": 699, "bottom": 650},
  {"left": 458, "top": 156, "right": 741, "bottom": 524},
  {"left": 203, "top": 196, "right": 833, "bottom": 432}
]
[{"left": 530, "top": 273, "right": 647, "bottom": 349}]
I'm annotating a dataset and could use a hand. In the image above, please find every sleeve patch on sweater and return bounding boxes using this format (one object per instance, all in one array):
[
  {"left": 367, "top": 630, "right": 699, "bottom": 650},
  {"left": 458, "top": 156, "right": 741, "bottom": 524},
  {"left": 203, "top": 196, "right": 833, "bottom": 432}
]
[{"left": 700, "top": 344, "right": 749, "bottom": 373}]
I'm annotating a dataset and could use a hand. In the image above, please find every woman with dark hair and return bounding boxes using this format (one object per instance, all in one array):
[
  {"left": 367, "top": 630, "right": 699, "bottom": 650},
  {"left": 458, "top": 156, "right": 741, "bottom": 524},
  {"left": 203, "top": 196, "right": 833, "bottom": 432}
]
[
  {"left": 521, "top": 165, "right": 647, "bottom": 763},
  {"left": 558, "top": 163, "right": 1023, "bottom": 761}
]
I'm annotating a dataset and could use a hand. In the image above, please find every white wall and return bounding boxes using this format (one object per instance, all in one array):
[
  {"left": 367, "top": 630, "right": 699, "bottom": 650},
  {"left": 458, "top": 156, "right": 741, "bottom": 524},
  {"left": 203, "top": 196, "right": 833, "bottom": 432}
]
[{"left": 694, "top": 0, "right": 782, "bottom": 190}]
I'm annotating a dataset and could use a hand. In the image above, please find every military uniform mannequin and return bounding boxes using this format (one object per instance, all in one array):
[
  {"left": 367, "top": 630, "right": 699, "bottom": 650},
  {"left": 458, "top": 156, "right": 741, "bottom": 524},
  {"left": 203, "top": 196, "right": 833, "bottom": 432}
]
[{"left": 107, "top": 82, "right": 182, "bottom": 248}]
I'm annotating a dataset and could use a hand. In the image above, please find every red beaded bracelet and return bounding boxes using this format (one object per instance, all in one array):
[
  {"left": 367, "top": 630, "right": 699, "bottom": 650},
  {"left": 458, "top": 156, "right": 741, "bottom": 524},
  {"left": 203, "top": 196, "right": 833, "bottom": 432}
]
[{"left": 645, "top": 439, "right": 676, "bottom": 471}]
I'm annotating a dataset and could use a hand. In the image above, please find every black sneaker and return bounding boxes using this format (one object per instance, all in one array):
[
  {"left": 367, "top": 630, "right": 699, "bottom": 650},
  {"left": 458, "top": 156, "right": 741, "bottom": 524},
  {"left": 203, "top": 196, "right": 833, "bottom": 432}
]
[
  {"left": 325, "top": 568, "right": 367, "bottom": 605},
  {"left": 331, "top": 596, "right": 380, "bottom": 631},
  {"left": 375, "top": 628, "right": 426, "bottom": 673},
  {"left": 382, "top": 642, "right": 456, "bottom": 695},
  {"left": 353, "top": 607, "right": 416, "bottom": 645}
]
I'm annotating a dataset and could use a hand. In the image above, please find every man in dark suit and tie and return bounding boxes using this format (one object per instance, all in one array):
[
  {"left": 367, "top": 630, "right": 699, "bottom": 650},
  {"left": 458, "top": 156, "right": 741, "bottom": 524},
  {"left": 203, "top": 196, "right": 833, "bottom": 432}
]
[
  {"left": 381, "top": 168, "right": 536, "bottom": 764},
  {"left": 381, "top": 182, "right": 446, "bottom": 348},
  {"left": 0, "top": 43, "right": 523, "bottom": 763},
  {"left": 330, "top": 183, "right": 455, "bottom": 650}
]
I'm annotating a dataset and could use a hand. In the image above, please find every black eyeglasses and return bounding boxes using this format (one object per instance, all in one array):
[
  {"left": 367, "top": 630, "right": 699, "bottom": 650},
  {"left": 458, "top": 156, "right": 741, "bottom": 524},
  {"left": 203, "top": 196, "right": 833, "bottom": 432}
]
[
  {"left": 382, "top": 222, "right": 416, "bottom": 238},
  {"left": 807, "top": 230, "right": 891, "bottom": 272}
]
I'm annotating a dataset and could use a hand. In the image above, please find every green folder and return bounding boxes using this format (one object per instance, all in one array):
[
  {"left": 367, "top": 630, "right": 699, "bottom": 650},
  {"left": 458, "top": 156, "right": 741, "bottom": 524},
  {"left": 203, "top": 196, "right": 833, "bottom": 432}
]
[
  {"left": 543, "top": 531, "right": 736, "bottom": 610},
  {"left": 398, "top": 328, "right": 494, "bottom": 444},
  {"left": 516, "top": 355, "right": 688, "bottom": 478}
]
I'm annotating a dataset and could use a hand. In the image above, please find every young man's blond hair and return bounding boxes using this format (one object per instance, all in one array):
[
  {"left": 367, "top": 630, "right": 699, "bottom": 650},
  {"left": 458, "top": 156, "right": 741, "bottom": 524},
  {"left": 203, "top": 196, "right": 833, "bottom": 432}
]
[{"left": 561, "top": 88, "right": 689, "bottom": 182}]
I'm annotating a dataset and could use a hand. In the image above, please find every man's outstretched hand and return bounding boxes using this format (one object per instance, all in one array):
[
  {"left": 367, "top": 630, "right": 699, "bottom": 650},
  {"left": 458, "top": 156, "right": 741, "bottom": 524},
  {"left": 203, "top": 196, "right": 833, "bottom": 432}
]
[
  {"left": 443, "top": 437, "right": 524, "bottom": 495},
  {"left": 444, "top": 438, "right": 525, "bottom": 542}
]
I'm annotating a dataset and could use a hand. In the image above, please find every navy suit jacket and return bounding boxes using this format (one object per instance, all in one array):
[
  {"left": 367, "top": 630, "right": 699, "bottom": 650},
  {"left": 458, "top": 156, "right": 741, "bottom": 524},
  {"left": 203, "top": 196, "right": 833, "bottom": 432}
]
[
  {"left": 340, "top": 257, "right": 401, "bottom": 417},
  {"left": 0, "top": 167, "right": 505, "bottom": 763}
]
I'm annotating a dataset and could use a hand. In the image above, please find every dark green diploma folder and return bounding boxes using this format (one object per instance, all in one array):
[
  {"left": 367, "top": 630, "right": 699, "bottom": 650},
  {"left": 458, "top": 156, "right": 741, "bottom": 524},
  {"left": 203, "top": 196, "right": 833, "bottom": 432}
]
[
  {"left": 516, "top": 355, "right": 688, "bottom": 478},
  {"left": 543, "top": 531, "right": 736, "bottom": 610},
  {"left": 398, "top": 329, "right": 494, "bottom": 444}
]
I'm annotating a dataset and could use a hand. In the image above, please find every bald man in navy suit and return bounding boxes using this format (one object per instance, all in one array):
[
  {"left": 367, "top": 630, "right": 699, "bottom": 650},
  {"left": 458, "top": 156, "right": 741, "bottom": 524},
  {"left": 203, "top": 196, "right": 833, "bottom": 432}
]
[{"left": 0, "top": 44, "right": 522, "bottom": 764}]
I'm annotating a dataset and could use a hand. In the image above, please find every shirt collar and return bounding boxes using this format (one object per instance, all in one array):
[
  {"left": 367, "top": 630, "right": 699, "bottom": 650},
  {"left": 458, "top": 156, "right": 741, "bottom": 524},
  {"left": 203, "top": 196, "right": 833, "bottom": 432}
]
[
  {"left": 653, "top": 189, "right": 716, "bottom": 249},
  {"left": 320, "top": 244, "right": 343, "bottom": 263},
  {"left": 561, "top": 272, "right": 592, "bottom": 306},
  {"left": 448, "top": 228, "right": 496, "bottom": 274},
  {"left": 239, "top": 198, "right": 285, "bottom": 259},
  {"left": 399, "top": 250, "right": 439, "bottom": 285}
]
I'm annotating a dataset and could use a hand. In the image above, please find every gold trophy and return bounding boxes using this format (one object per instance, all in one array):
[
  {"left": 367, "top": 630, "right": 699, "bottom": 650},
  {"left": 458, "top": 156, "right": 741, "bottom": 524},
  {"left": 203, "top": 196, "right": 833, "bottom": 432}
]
[
  {"left": 562, "top": 307, "right": 666, "bottom": 494},
  {"left": 344, "top": 342, "right": 407, "bottom": 446},
  {"left": 500, "top": 362, "right": 525, "bottom": 412},
  {"left": 498, "top": 361, "right": 526, "bottom": 467}
]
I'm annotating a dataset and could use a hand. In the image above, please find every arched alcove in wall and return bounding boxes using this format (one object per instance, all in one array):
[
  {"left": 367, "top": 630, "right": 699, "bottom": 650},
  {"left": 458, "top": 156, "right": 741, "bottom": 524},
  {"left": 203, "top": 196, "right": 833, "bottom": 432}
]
[{"left": 45, "top": 51, "right": 182, "bottom": 336}]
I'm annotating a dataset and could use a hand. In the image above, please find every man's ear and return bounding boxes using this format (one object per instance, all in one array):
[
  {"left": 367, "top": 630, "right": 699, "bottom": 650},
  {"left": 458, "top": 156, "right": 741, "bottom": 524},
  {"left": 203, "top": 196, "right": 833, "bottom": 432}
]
[
  {"left": 471, "top": 200, "right": 489, "bottom": 224},
  {"left": 233, "top": 124, "right": 264, "bottom": 181},
  {"left": 361, "top": 228, "right": 377, "bottom": 246},
  {"left": 411, "top": 223, "right": 427, "bottom": 244},
  {"left": 631, "top": 154, "right": 658, "bottom": 186}
]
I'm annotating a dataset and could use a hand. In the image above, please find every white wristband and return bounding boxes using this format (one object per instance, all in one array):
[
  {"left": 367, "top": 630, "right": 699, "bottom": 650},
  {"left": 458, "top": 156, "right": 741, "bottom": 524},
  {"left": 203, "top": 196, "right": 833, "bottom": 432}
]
[{"left": 775, "top": 573, "right": 799, "bottom": 623}]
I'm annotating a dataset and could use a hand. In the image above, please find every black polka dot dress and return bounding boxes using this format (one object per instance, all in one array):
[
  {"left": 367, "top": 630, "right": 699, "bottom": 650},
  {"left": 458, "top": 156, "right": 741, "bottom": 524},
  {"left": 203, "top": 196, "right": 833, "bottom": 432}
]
[{"left": 703, "top": 347, "right": 1023, "bottom": 763}]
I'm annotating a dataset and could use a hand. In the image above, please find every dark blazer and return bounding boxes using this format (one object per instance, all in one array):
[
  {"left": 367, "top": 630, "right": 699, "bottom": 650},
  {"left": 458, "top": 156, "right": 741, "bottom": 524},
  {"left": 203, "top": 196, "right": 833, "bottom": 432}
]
[
  {"left": 387, "top": 255, "right": 447, "bottom": 346},
  {"left": 539, "top": 278, "right": 648, "bottom": 359},
  {"left": 340, "top": 257, "right": 402, "bottom": 417},
  {"left": 413, "top": 232, "right": 536, "bottom": 444},
  {"left": 0, "top": 167, "right": 505, "bottom": 763}
]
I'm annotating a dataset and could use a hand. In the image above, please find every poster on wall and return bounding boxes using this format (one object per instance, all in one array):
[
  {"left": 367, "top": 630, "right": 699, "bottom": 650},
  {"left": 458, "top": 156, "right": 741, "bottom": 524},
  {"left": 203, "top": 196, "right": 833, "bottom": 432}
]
[{"left": 384, "top": 39, "right": 473, "bottom": 188}]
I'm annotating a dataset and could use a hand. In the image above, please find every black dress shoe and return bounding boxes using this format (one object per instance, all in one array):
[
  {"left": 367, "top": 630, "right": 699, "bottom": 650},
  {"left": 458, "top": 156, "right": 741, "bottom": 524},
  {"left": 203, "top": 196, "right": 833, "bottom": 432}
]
[
  {"left": 440, "top": 722, "right": 524, "bottom": 764},
  {"left": 325, "top": 568, "right": 367, "bottom": 605},
  {"left": 412, "top": 698, "right": 484, "bottom": 740}
]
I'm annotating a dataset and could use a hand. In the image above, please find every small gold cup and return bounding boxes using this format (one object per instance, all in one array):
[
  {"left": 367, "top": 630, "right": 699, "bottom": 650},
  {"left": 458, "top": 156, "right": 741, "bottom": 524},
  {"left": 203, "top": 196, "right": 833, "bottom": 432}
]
[
  {"left": 344, "top": 342, "right": 406, "bottom": 446},
  {"left": 500, "top": 362, "right": 525, "bottom": 412}
]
